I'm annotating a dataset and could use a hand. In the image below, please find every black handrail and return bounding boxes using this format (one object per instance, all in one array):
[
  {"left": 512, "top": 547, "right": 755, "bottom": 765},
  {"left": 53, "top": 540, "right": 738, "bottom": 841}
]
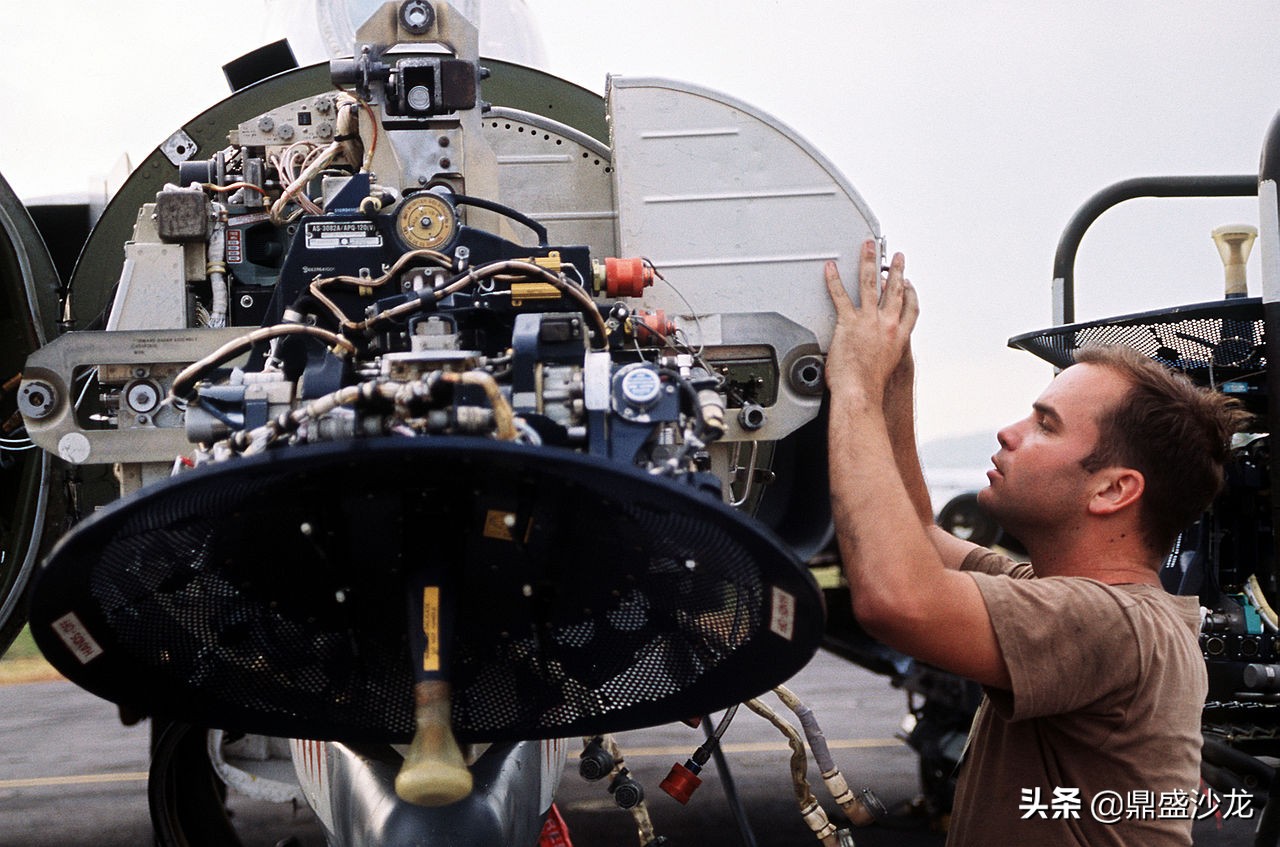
[{"left": 1052, "top": 175, "right": 1258, "bottom": 325}]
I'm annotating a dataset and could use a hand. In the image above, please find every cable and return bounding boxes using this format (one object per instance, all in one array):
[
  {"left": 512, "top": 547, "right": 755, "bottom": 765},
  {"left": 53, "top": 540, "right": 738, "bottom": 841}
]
[
  {"left": 744, "top": 697, "right": 840, "bottom": 845},
  {"left": 512, "top": 418, "right": 542, "bottom": 445},
  {"left": 224, "top": 382, "right": 374, "bottom": 454},
  {"left": 286, "top": 142, "right": 326, "bottom": 215},
  {"left": 1247, "top": 575, "right": 1280, "bottom": 631},
  {"left": 353, "top": 98, "right": 378, "bottom": 172},
  {"left": 643, "top": 258, "right": 705, "bottom": 357},
  {"left": 0, "top": 442, "right": 37, "bottom": 452},
  {"left": 207, "top": 366, "right": 519, "bottom": 455},
  {"left": 453, "top": 193, "right": 548, "bottom": 246},
  {"left": 269, "top": 140, "right": 342, "bottom": 225},
  {"left": 437, "top": 371, "right": 518, "bottom": 441},
  {"left": 168, "top": 324, "right": 356, "bottom": 404},
  {"left": 307, "top": 248, "right": 453, "bottom": 328},
  {"left": 191, "top": 400, "right": 243, "bottom": 433},
  {"left": 359, "top": 260, "right": 610, "bottom": 348},
  {"left": 773, "top": 685, "right": 883, "bottom": 826},
  {"left": 74, "top": 368, "right": 98, "bottom": 410},
  {"left": 206, "top": 203, "right": 229, "bottom": 328},
  {"left": 201, "top": 181, "right": 269, "bottom": 198}
]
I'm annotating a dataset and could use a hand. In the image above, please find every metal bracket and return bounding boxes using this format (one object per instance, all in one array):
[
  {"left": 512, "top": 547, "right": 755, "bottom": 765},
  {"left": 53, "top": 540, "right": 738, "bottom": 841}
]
[
  {"left": 161, "top": 129, "right": 199, "bottom": 166},
  {"left": 21, "top": 328, "right": 251, "bottom": 464}
]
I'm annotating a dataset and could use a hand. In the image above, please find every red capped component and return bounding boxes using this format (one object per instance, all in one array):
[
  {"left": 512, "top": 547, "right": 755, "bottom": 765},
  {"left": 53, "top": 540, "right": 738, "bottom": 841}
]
[
  {"left": 659, "top": 761, "right": 703, "bottom": 805},
  {"left": 634, "top": 309, "right": 676, "bottom": 342},
  {"left": 605, "top": 257, "right": 654, "bottom": 298}
]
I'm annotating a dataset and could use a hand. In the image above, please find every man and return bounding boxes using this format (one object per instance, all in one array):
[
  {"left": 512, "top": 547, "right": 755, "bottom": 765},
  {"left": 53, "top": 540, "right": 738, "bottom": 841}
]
[{"left": 823, "top": 240, "right": 1249, "bottom": 845}]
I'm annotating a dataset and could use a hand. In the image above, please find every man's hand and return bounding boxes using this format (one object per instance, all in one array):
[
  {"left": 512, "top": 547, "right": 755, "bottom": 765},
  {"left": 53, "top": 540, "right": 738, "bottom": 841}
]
[
  {"left": 824, "top": 239, "right": 919, "bottom": 402},
  {"left": 823, "top": 241, "right": 1007, "bottom": 689}
]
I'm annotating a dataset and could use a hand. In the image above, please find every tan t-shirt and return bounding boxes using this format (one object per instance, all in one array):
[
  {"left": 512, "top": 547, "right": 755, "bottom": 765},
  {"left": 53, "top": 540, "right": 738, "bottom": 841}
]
[{"left": 946, "top": 550, "right": 1205, "bottom": 847}]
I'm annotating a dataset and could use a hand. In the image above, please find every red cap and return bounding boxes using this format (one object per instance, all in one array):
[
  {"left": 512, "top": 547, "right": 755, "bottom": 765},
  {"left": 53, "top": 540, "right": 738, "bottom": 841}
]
[
  {"left": 605, "top": 257, "right": 654, "bottom": 298},
  {"left": 659, "top": 761, "right": 703, "bottom": 805}
]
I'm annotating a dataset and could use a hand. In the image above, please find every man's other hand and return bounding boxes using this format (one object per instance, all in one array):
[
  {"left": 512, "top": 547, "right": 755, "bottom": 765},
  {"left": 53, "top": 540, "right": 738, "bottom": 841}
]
[{"left": 823, "top": 239, "right": 919, "bottom": 402}]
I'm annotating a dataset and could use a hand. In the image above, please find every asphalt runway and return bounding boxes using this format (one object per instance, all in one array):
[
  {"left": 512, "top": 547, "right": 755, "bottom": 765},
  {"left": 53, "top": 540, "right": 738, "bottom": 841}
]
[{"left": 0, "top": 649, "right": 1259, "bottom": 846}]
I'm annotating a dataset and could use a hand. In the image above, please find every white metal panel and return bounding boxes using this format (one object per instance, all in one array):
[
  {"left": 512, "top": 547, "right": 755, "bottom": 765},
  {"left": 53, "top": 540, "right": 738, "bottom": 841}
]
[
  {"left": 483, "top": 106, "right": 618, "bottom": 256},
  {"left": 105, "top": 242, "right": 189, "bottom": 331},
  {"left": 607, "top": 75, "right": 880, "bottom": 351}
]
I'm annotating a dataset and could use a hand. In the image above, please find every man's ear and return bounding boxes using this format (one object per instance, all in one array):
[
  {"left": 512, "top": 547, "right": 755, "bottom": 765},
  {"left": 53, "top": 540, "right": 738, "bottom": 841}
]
[{"left": 1087, "top": 468, "right": 1145, "bottom": 516}]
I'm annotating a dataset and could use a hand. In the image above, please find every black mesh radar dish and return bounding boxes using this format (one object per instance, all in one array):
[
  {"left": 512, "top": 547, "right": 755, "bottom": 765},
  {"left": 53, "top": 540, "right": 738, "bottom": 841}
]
[{"left": 29, "top": 438, "right": 823, "bottom": 744}]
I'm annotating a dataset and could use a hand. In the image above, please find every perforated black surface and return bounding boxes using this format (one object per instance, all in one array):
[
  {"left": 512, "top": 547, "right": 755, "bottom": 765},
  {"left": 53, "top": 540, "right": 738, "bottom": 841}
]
[
  {"left": 1008, "top": 298, "right": 1266, "bottom": 386},
  {"left": 30, "top": 438, "right": 822, "bottom": 743}
]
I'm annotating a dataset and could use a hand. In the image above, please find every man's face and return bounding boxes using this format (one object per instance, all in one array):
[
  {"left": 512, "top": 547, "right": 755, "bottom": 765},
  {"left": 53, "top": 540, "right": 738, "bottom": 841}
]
[{"left": 977, "top": 363, "right": 1132, "bottom": 539}]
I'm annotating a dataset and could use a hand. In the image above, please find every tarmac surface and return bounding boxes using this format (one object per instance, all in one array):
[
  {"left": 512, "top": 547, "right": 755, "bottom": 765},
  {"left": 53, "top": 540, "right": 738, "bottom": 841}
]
[{"left": 0, "top": 648, "right": 1260, "bottom": 846}]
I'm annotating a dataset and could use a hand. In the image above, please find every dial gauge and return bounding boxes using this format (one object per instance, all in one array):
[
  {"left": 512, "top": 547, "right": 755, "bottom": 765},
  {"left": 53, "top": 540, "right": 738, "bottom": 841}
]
[{"left": 398, "top": 193, "right": 457, "bottom": 250}]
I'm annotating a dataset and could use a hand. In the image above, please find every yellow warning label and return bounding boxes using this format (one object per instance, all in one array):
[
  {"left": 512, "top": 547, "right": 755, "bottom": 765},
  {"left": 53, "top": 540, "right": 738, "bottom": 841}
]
[{"left": 423, "top": 586, "right": 440, "bottom": 672}]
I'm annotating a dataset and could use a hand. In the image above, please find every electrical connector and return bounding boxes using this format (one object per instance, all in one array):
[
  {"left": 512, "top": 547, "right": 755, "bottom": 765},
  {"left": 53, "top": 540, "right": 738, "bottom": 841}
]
[
  {"left": 609, "top": 767, "right": 644, "bottom": 809},
  {"left": 579, "top": 736, "right": 614, "bottom": 781},
  {"left": 799, "top": 798, "right": 837, "bottom": 842}
]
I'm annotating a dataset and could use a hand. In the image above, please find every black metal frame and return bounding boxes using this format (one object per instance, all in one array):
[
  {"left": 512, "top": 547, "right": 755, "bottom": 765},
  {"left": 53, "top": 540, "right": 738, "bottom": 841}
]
[{"left": 1050, "top": 175, "right": 1257, "bottom": 325}]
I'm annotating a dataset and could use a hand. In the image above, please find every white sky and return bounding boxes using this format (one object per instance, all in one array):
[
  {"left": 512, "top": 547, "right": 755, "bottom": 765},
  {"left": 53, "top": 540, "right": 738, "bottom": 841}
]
[{"left": 3, "top": 1, "right": 1279, "bottom": 444}]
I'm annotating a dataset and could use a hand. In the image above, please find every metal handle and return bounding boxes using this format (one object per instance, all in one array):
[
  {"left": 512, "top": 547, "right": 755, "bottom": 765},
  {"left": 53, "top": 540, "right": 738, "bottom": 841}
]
[{"left": 1052, "top": 175, "right": 1257, "bottom": 325}]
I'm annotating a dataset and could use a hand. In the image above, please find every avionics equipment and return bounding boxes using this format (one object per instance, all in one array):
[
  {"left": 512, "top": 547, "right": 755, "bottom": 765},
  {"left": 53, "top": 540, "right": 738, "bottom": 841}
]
[{"left": 2, "top": 1, "right": 885, "bottom": 843}]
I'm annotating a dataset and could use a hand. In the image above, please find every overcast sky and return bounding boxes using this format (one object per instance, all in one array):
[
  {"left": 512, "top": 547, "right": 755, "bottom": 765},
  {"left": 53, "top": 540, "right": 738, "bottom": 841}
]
[{"left": 3, "top": 1, "right": 1279, "bottom": 446}]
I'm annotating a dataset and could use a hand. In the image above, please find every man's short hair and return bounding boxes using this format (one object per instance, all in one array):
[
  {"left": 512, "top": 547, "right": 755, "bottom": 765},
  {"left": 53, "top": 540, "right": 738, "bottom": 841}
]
[{"left": 1074, "top": 344, "right": 1251, "bottom": 553}]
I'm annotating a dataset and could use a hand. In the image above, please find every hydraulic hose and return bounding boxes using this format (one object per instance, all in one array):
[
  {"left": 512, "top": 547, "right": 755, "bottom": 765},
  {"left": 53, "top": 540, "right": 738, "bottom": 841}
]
[
  {"left": 774, "top": 685, "right": 883, "bottom": 826},
  {"left": 744, "top": 697, "right": 839, "bottom": 846}
]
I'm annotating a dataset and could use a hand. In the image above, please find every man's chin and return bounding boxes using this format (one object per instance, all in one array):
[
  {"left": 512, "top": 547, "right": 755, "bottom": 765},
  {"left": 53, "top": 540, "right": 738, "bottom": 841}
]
[{"left": 975, "top": 488, "right": 1007, "bottom": 529}]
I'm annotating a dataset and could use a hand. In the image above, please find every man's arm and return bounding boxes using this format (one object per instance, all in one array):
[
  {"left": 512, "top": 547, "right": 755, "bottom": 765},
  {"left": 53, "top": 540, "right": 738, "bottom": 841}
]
[
  {"left": 883, "top": 347, "right": 933, "bottom": 524},
  {"left": 884, "top": 346, "right": 983, "bottom": 570},
  {"left": 825, "top": 242, "right": 1009, "bottom": 689}
]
